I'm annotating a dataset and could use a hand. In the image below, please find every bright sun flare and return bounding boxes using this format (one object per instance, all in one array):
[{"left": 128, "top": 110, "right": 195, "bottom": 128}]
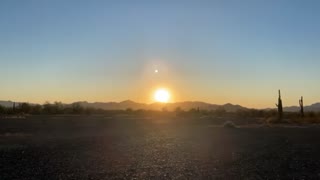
[{"left": 154, "top": 89, "right": 170, "bottom": 103}]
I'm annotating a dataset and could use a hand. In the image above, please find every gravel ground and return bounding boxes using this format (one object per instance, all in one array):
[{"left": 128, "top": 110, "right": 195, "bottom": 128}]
[{"left": 1, "top": 116, "right": 320, "bottom": 179}]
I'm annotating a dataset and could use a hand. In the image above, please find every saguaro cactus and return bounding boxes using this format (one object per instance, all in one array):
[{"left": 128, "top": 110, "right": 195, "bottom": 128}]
[
  {"left": 299, "top": 96, "right": 304, "bottom": 117},
  {"left": 275, "top": 90, "right": 283, "bottom": 120}
]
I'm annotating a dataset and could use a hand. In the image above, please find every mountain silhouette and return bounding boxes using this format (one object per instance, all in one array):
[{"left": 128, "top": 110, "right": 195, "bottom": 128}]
[
  {"left": 2, "top": 100, "right": 320, "bottom": 112},
  {"left": 0, "top": 101, "right": 16, "bottom": 107},
  {"left": 283, "top": 103, "right": 320, "bottom": 112},
  {"left": 0, "top": 100, "right": 246, "bottom": 112}
]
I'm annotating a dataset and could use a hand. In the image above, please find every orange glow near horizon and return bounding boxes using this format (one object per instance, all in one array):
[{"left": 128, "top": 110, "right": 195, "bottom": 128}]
[{"left": 154, "top": 88, "right": 171, "bottom": 103}]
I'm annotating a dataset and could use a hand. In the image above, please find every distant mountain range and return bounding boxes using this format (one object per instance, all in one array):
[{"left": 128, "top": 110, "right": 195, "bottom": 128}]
[
  {"left": 0, "top": 100, "right": 245, "bottom": 112},
  {"left": 0, "top": 101, "right": 16, "bottom": 108},
  {"left": 1, "top": 100, "right": 320, "bottom": 112},
  {"left": 73, "top": 100, "right": 247, "bottom": 112},
  {"left": 283, "top": 103, "right": 320, "bottom": 112}
]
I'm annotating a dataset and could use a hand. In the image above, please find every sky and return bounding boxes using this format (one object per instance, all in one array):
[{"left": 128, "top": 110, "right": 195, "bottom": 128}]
[{"left": 1, "top": 0, "right": 320, "bottom": 108}]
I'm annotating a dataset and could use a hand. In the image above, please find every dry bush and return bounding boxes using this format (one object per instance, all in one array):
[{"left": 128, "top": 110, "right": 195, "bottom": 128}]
[
  {"left": 301, "top": 112, "right": 320, "bottom": 124},
  {"left": 223, "top": 121, "right": 237, "bottom": 128},
  {"left": 265, "top": 116, "right": 279, "bottom": 124}
]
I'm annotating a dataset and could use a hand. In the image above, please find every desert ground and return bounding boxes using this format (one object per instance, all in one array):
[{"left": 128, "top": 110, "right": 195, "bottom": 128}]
[{"left": 1, "top": 115, "right": 320, "bottom": 179}]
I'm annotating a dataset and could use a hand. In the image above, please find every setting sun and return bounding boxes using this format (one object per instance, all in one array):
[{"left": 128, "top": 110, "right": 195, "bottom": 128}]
[{"left": 154, "top": 89, "right": 170, "bottom": 103}]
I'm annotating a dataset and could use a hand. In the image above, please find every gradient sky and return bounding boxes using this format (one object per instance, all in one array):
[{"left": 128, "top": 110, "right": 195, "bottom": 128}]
[{"left": 1, "top": 0, "right": 320, "bottom": 108}]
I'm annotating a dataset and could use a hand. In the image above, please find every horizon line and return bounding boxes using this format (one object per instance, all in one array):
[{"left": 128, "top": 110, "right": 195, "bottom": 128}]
[{"left": 1, "top": 99, "right": 320, "bottom": 110}]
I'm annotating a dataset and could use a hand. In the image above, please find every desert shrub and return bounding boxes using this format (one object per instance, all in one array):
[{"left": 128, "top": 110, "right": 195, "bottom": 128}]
[
  {"left": 71, "top": 103, "right": 84, "bottom": 114},
  {"left": 31, "top": 104, "right": 42, "bottom": 114},
  {"left": 200, "top": 109, "right": 209, "bottom": 115},
  {"left": 266, "top": 116, "right": 280, "bottom": 124},
  {"left": 236, "top": 109, "right": 247, "bottom": 117},
  {"left": 215, "top": 107, "right": 226, "bottom": 116},
  {"left": 18, "top": 103, "right": 32, "bottom": 114},
  {"left": 0, "top": 105, "right": 5, "bottom": 114},
  {"left": 250, "top": 109, "right": 264, "bottom": 117},
  {"left": 284, "top": 112, "right": 300, "bottom": 123},
  {"left": 306, "top": 112, "right": 316, "bottom": 118},
  {"left": 285, "top": 112, "right": 299, "bottom": 118},
  {"left": 264, "top": 109, "right": 277, "bottom": 118},
  {"left": 302, "top": 117, "right": 318, "bottom": 124},
  {"left": 43, "top": 102, "right": 54, "bottom": 114},
  {"left": 223, "top": 121, "right": 237, "bottom": 128},
  {"left": 301, "top": 112, "right": 320, "bottom": 123},
  {"left": 235, "top": 108, "right": 269, "bottom": 118},
  {"left": 188, "top": 108, "right": 198, "bottom": 114},
  {"left": 53, "top": 102, "right": 64, "bottom": 114},
  {"left": 85, "top": 107, "right": 95, "bottom": 115},
  {"left": 5, "top": 107, "right": 14, "bottom": 115},
  {"left": 174, "top": 107, "right": 184, "bottom": 116},
  {"left": 133, "top": 109, "right": 142, "bottom": 115},
  {"left": 125, "top": 108, "right": 133, "bottom": 113}
]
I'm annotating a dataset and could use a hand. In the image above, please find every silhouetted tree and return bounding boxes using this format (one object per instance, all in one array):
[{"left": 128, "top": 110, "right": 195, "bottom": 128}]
[
  {"left": 71, "top": 103, "right": 84, "bottom": 114},
  {"left": 31, "top": 104, "right": 42, "bottom": 114},
  {"left": 175, "top": 107, "right": 183, "bottom": 116},
  {"left": 43, "top": 101, "right": 55, "bottom": 114},
  {"left": 53, "top": 102, "right": 64, "bottom": 114},
  {"left": 0, "top": 105, "right": 5, "bottom": 114},
  {"left": 18, "top": 103, "right": 31, "bottom": 114},
  {"left": 85, "top": 107, "right": 95, "bottom": 115}
]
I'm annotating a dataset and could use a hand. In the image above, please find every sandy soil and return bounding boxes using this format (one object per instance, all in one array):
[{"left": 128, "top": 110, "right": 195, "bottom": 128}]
[{"left": 1, "top": 115, "right": 320, "bottom": 179}]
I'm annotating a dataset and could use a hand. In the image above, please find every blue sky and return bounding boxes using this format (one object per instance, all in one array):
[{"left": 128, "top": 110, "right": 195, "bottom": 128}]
[{"left": 0, "top": 0, "right": 320, "bottom": 108}]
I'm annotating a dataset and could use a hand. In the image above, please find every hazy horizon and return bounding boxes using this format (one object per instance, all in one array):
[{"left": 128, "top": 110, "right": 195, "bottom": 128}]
[
  {"left": 1, "top": 0, "right": 320, "bottom": 108},
  {"left": 2, "top": 98, "right": 320, "bottom": 110}
]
